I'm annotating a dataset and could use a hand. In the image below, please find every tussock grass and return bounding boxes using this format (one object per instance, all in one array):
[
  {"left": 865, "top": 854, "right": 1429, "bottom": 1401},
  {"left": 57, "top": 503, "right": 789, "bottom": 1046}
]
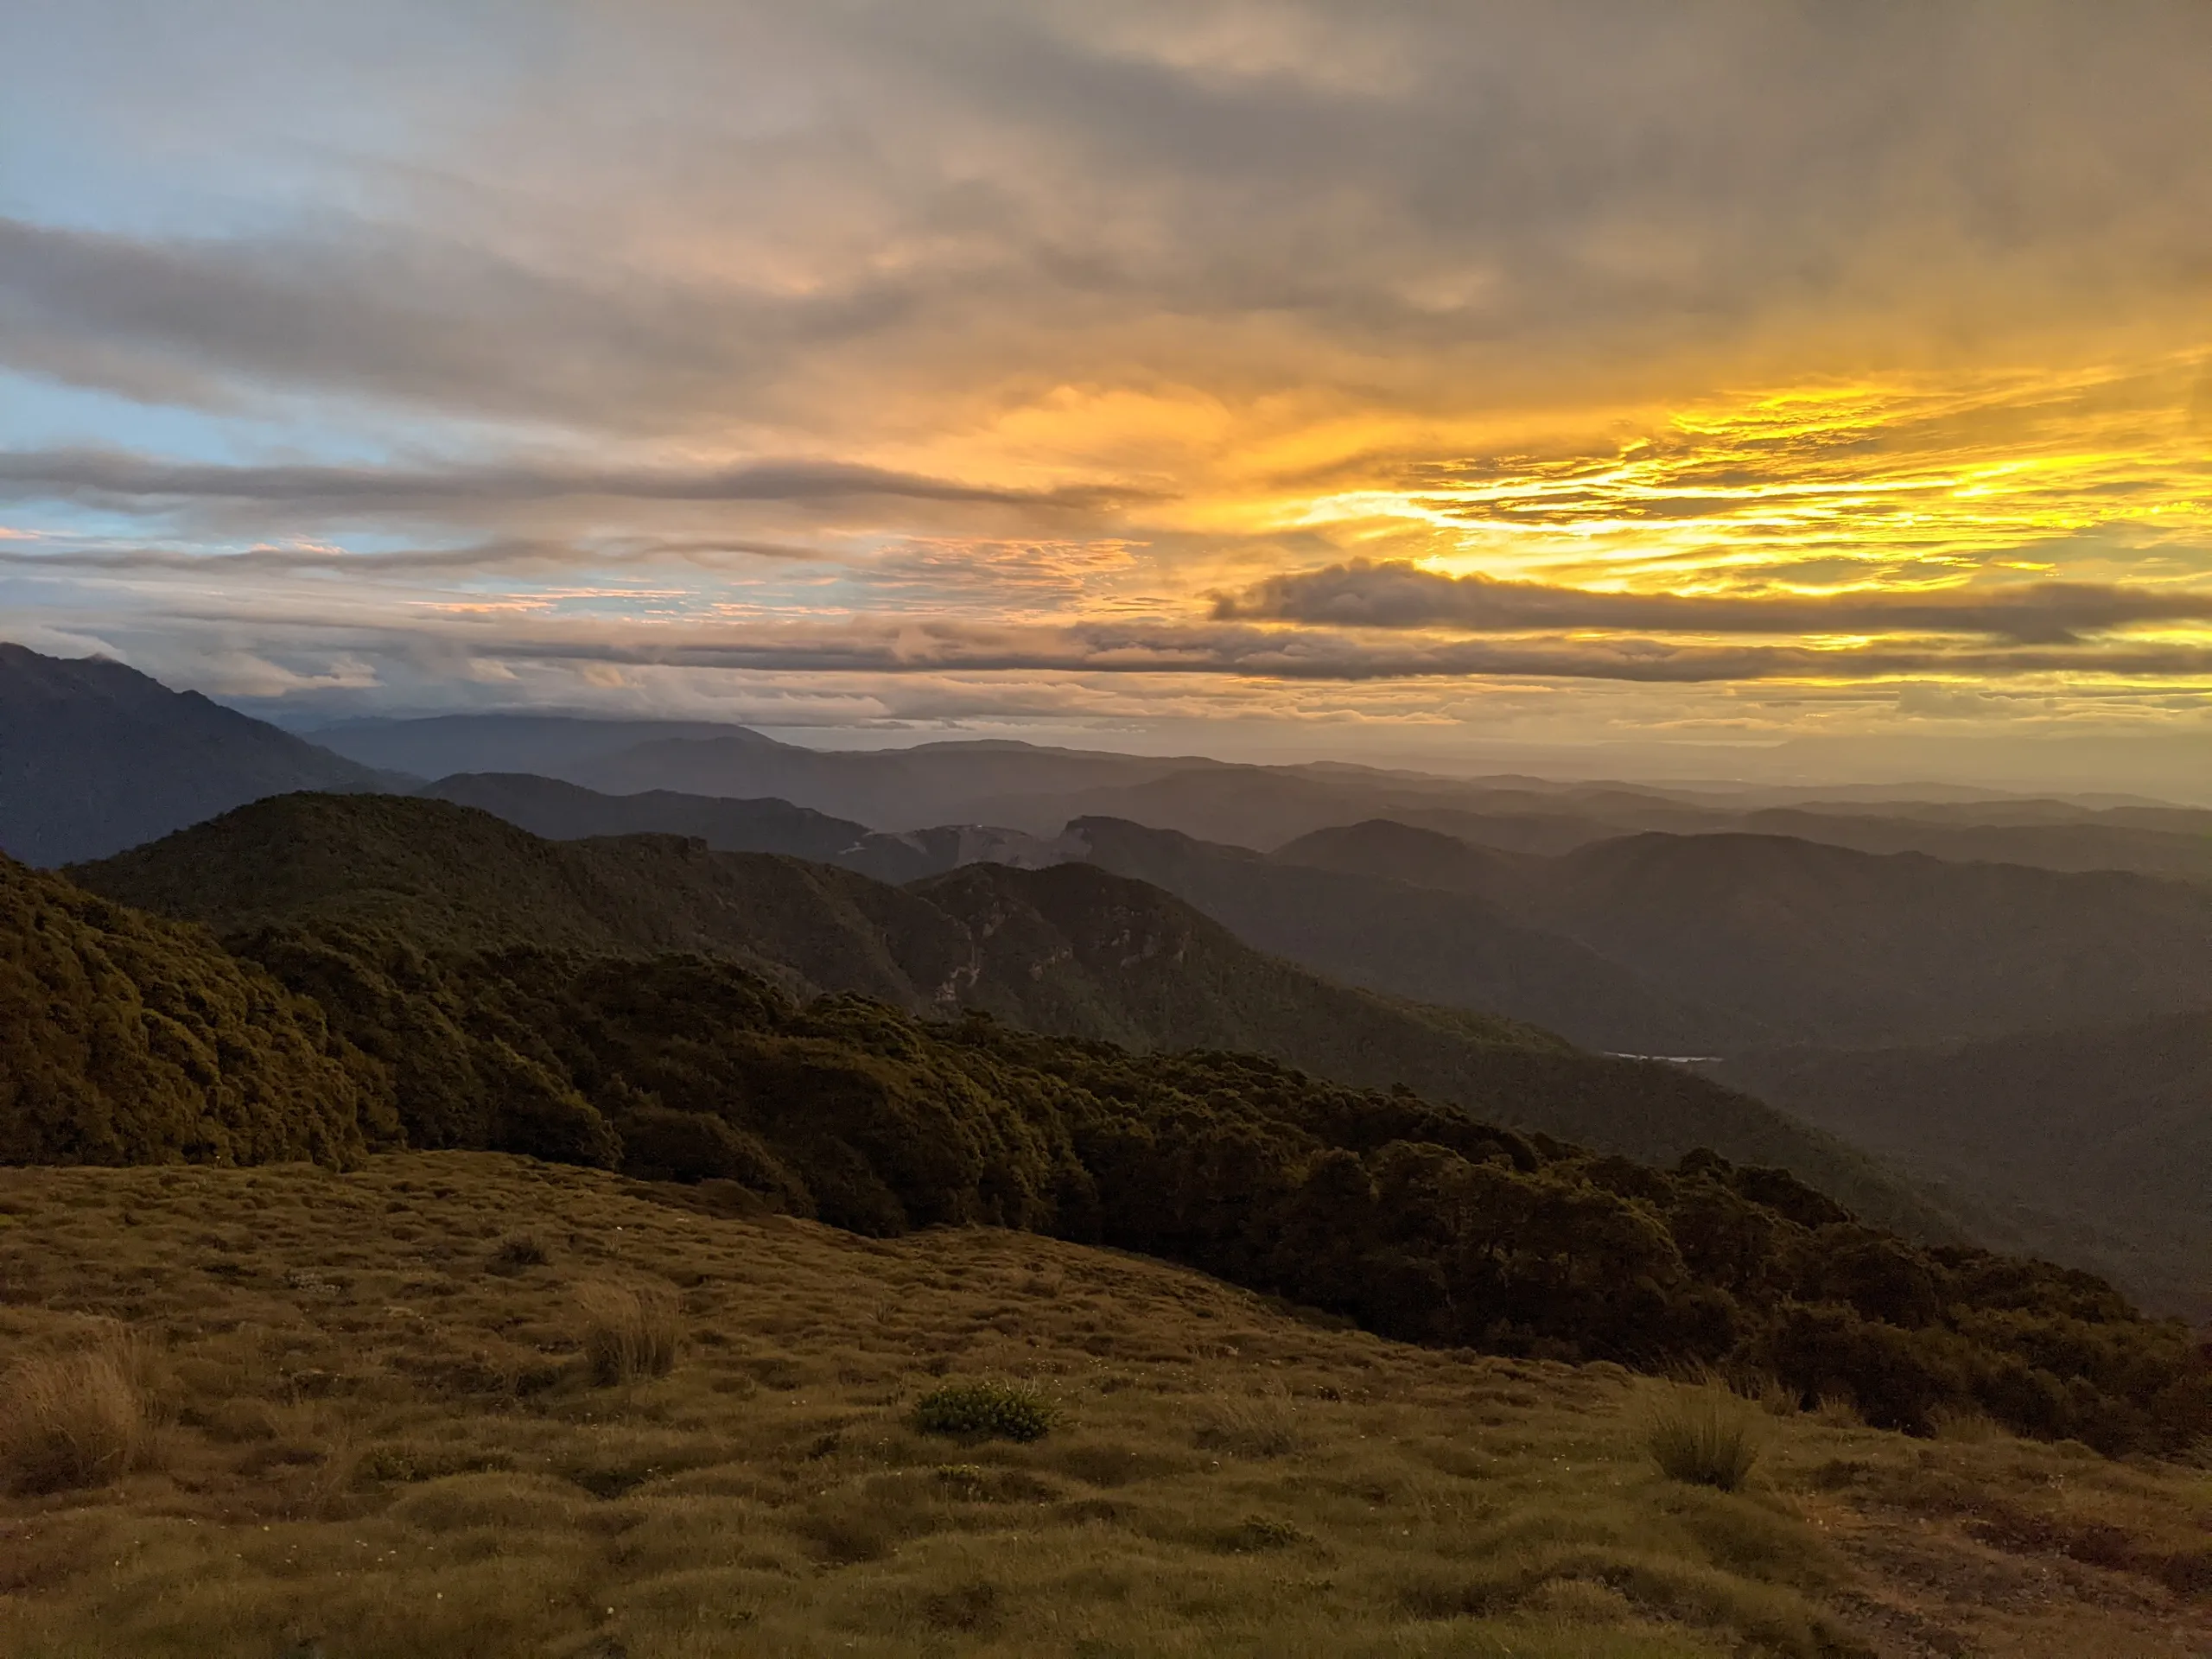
[
  {"left": 0, "top": 1324, "right": 160, "bottom": 1495},
  {"left": 1193, "top": 1388, "right": 1305, "bottom": 1459},
  {"left": 0, "top": 1153, "right": 2206, "bottom": 1658},
  {"left": 1642, "top": 1377, "right": 1763, "bottom": 1492},
  {"left": 575, "top": 1277, "right": 679, "bottom": 1386}
]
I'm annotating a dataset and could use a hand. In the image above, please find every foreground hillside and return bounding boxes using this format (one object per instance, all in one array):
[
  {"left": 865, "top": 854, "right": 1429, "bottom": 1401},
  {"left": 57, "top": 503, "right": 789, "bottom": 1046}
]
[
  {"left": 70, "top": 795, "right": 1949, "bottom": 1233},
  {"left": 3, "top": 1154, "right": 2209, "bottom": 1658}
]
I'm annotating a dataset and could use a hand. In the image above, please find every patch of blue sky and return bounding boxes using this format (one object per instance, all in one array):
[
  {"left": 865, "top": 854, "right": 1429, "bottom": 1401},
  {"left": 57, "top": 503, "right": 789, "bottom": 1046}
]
[
  {"left": 0, "top": 366, "right": 601, "bottom": 493},
  {"left": 0, "top": 2, "right": 525, "bottom": 239}
]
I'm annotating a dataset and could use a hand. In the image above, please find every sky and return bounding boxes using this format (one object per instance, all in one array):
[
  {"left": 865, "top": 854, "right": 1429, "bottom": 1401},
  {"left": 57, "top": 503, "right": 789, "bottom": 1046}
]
[{"left": 3, "top": 1, "right": 2211, "bottom": 791}]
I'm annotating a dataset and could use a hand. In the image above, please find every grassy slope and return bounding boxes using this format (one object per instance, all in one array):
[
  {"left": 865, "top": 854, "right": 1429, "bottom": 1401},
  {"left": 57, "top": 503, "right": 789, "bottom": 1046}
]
[
  {"left": 3, "top": 1154, "right": 2207, "bottom": 1659},
  {"left": 73, "top": 795, "right": 1959, "bottom": 1240}
]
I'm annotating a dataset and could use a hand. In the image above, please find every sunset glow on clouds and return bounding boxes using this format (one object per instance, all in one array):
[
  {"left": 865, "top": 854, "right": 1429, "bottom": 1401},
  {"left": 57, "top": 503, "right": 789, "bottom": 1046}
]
[{"left": 3, "top": 1, "right": 2210, "bottom": 777}]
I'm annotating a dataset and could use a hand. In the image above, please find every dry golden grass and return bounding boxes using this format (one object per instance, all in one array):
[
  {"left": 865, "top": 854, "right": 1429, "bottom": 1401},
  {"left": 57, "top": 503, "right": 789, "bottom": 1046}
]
[
  {"left": 576, "top": 1277, "right": 680, "bottom": 1387},
  {"left": 0, "top": 1151, "right": 2203, "bottom": 1658},
  {"left": 0, "top": 1324, "right": 160, "bottom": 1496}
]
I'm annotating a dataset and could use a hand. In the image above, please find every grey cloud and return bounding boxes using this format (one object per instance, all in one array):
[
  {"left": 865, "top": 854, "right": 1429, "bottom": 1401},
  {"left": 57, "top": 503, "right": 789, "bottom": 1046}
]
[
  {"left": 0, "top": 534, "right": 823, "bottom": 578},
  {"left": 0, "top": 213, "right": 933, "bottom": 429},
  {"left": 9, "top": 4, "right": 2212, "bottom": 436},
  {"left": 445, "top": 625, "right": 2212, "bottom": 685},
  {"left": 41, "top": 594, "right": 2212, "bottom": 686},
  {"left": 0, "top": 448, "right": 1143, "bottom": 514},
  {"left": 1214, "top": 560, "right": 2212, "bottom": 645}
]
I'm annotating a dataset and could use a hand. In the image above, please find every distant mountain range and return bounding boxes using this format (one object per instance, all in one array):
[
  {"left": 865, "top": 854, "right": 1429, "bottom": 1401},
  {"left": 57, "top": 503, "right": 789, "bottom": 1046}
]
[
  {"left": 419, "top": 772, "right": 1065, "bottom": 885},
  {"left": 0, "top": 645, "right": 392, "bottom": 864},
  {"left": 397, "top": 775, "right": 2212, "bottom": 1054},
  {"left": 308, "top": 712, "right": 786, "bottom": 781},
  {"left": 10, "top": 645, "right": 2209, "bottom": 1313},
  {"left": 72, "top": 791, "right": 1957, "bottom": 1238},
  {"left": 1267, "top": 817, "right": 2212, "bottom": 1046},
  {"left": 1724, "top": 1013, "right": 2212, "bottom": 1323},
  {"left": 13, "top": 645, "right": 2211, "bottom": 885},
  {"left": 316, "top": 712, "right": 2212, "bottom": 882}
]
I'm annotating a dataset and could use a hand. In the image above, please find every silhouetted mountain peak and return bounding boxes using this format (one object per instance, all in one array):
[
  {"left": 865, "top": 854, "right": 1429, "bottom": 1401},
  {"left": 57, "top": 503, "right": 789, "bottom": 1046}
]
[{"left": 0, "top": 642, "right": 391, "bottom": 866}]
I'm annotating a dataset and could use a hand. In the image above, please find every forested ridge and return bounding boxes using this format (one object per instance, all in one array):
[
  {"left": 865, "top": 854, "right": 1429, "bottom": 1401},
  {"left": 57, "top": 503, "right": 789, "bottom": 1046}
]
[
  {"left": 74, "top": 793, "right": 1957, "bottom": 1237},
  {"left": 6, "top": 845, "right": 2208, "bottom": 1458}
]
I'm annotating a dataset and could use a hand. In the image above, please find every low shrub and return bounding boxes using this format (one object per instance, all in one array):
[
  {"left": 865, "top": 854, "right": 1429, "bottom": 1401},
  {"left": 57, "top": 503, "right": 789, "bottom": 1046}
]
[
  {"left": 913, "top": 1380, "right": 1058, "bottom": 1443},
  {"left": 0, "top": 1326, "right": 158, "bottom": 1495},
  {"left": 576, "top": 1279, "right": 680, "bottom": 1386},
  {"left": 1643, "top": 1381, "right": 1762, "bottom": 1491}
]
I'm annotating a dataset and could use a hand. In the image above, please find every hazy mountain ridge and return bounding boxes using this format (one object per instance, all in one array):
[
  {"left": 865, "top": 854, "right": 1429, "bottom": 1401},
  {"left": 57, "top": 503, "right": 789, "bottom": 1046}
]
[
  {"left": 420, "top": 771, "right": 1067, "bottom": 884},
  {"left": 1726, "top": 1012, "right": 2212, "bottom": 1321},
  {"left": 16, "top": 648, "right": 2207, "bottom": 885},
  {"left": 1268, "top": 817, "right": 2212, "bottom": 1046},
  {"left": 308, "top": 712, "right": 787, "bottom": 780},
  {"left": 0, "top": 645, "right": 396, "bottom": 865},
  {"left": 1064, "top": 815, "right": 1743, "bottom": 1054}
]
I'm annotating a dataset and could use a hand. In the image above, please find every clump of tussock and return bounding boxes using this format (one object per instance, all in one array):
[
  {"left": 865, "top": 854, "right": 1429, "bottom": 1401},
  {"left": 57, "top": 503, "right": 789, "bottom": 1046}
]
[
  {"left": 1642, "top": 1378, "right": 1763, "bottom": 1492},
  {"left": 912, "top": 1380, "right": 1058, "bottom": 1444},
  {"left": 575, "top": 1279, "right": 679, "bottom": 1386},
  {"left": 488, "top": 1233, "right": 550, "bottom": 1274},
  {"left": 1194, "top": 1389, "right": 1305, "bottom": 1459},
  {"left": 0, "top": 1325, "right": 162, "bottom": 1495}
]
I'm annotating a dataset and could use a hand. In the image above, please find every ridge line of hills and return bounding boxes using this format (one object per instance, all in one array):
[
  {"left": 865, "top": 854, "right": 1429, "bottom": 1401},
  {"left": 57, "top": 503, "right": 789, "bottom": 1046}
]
[
  {"left": 69, "top": 791, "right": 1953, "bottom": 1240},
  {"left": 6, "top": 643, "right": 2208, "bottom": 1319},
  {"left": 13, "top": 641, "right": 2212, "bottom": 881}
]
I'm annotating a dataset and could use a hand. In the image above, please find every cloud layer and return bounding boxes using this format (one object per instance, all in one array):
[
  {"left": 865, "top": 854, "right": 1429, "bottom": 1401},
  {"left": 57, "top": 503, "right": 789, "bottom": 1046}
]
[
  {"left": 1216, "top": 561, "right": 2212, "bottom": 646},
  {"left": 3, "top": 0, "right": 2211, "bottom": 771}
]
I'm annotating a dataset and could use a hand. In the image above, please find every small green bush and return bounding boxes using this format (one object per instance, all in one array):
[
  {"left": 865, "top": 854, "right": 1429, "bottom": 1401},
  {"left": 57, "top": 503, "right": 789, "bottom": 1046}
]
[
  {"left": 913, "top": 1380, "right": 1058, "bottom": 1443},
  {"left": 1643, "top": 1382, "right": 1762, "bottom": 1491}
]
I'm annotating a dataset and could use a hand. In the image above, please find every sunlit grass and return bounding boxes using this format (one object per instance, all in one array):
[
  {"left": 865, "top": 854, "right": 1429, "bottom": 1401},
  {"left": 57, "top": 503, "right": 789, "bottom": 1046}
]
[{"left": 0, "top": 1153, "right": 2205, "bottom": 1657}]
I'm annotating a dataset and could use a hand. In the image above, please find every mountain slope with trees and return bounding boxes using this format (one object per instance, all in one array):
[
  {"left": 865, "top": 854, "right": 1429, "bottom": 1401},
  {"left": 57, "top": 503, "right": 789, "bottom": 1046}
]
[
  {"left": 71, "top": 793, "right": 1951, "bottom": 1235},
  {"left": 1727, "top": 1013, "right": 2212, "bottom": 1322},
  {"left": 0, "top": 854, "right": 379, "bottom": 1166},
  {"left": 3, "top": 859, "right": 2204, "bottom": 1453}
]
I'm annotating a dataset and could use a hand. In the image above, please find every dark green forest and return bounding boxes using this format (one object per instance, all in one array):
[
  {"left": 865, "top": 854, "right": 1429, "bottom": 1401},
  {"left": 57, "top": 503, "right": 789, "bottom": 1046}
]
[
  {"left": 0, "top": 856, "right": 380, "bottom": 1168},
  {"left": 7, "top": 844, "right": 2208, "bottom": 1458}
]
